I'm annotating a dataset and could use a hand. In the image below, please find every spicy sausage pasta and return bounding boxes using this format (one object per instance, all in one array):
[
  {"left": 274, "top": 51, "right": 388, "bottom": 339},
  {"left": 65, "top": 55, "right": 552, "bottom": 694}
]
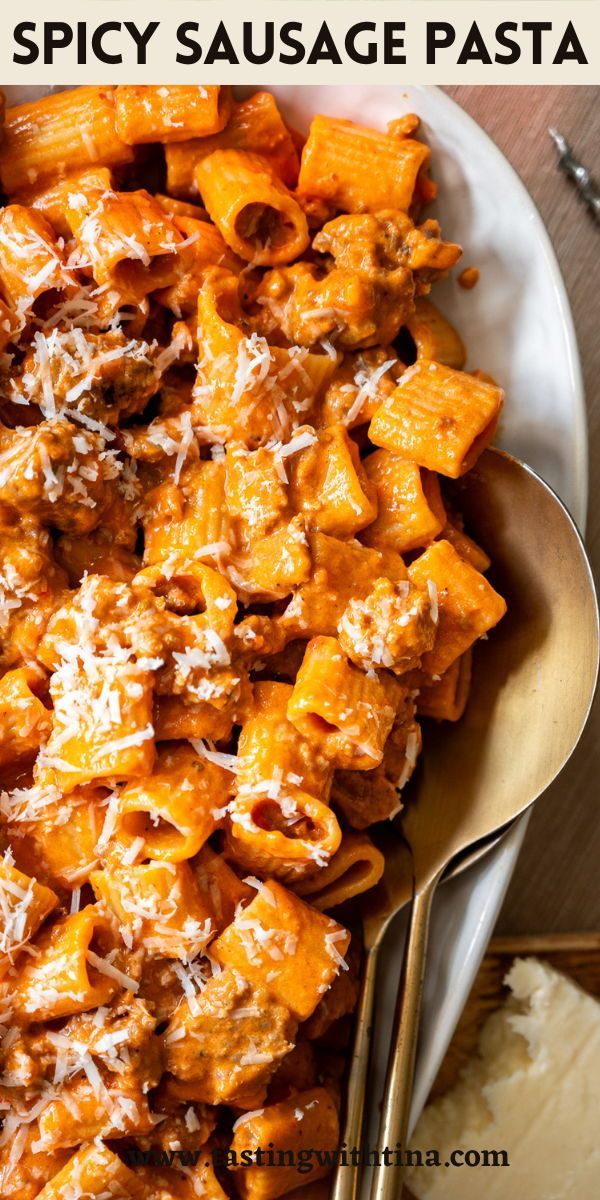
[{"left": 0, "top": 84, "right": 506, "bottom": 1200}]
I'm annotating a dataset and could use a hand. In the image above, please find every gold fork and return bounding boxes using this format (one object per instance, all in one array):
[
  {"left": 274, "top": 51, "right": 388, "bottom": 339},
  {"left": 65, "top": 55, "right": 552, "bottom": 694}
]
[
  {"left": 329, "top": 829, "right": 412, "bottom": 1200},
  {"left": 330, "top": 823, "right": 500, "bottom": 1200}
]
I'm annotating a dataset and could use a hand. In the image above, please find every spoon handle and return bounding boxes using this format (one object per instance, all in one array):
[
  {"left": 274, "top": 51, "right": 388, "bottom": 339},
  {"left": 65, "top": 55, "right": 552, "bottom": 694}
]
[
  {"left": 331, "top": 942, "right": 380, "bottom": 1200},
  {"left": 370, "top": 869, "right": 443, "bottom": 1200}
]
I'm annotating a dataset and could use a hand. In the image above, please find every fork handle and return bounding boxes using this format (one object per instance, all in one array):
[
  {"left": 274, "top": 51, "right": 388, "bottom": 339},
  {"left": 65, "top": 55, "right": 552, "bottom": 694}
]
[
  {"left": 330, "top": 942, "right": 380, "bottom": 1200},
  {"left": 370, "top": 870, "right": 443, "bottom": 1200}
]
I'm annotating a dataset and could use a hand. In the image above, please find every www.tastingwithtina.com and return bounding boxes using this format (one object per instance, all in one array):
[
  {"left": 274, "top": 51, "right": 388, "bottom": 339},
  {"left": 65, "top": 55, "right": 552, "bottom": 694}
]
[{"left": 123, "top": 1145, "right": 510, "bottom": 1170}]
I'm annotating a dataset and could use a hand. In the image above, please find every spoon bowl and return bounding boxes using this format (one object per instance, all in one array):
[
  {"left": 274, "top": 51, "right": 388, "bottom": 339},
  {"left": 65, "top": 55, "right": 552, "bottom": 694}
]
[
  {"left": 402, "top": 446, "right": 599, "bottom": 879},
  {"left": 331, "top": 447, "right": 598, "bottom": 1200},
  {"left": 368, "top": 446, "right": 599, "bottom": 1200}
]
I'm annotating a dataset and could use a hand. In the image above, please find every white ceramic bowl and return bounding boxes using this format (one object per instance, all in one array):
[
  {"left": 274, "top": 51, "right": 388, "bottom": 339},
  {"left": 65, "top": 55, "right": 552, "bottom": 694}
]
[{"left": 3, "top": 83, "right": 587, "bottom": 1149}]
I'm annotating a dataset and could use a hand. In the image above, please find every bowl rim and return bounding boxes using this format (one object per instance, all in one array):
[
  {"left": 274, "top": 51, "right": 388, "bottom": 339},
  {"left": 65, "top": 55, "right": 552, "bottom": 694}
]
[{"left": 419, "top": 84, "right": 588, "bottom": 530}]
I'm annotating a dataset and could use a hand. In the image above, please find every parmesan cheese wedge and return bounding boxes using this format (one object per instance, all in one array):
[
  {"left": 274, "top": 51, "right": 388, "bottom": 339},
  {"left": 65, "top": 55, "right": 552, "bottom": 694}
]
[{"left": 407, "top": 957, "right": 600, "bottom": 1199}]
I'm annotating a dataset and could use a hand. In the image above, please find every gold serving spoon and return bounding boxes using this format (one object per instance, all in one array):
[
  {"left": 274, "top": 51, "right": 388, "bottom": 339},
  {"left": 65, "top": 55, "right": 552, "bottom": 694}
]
[{"left": 366, "top": 447, "right": 599, "bottom": 1200}]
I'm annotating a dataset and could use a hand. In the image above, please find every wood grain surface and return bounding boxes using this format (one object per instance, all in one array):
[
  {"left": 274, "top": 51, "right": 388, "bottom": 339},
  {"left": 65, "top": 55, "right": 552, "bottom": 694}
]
[{"left": 443, "top": 87, "right": 600, "bottom": 935}]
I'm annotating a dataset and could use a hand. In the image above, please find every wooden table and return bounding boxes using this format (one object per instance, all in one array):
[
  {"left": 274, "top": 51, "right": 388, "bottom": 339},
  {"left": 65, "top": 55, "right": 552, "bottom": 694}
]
[{"left": 443, "top": 87, "right": 600, "bottom": 934}]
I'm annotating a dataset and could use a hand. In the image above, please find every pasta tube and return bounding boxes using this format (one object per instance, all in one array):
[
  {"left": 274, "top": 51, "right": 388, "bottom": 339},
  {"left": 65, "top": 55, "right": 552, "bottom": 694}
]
[
  {"left": 115, "top": 84, "right": 233, "bottom": 144},
  {"left": 40, "top": 657, "right": 156, "bottom": 793},
  {"left": 12, "top": 906, "right": 120, "bottom": 1022},
  {"left": 91, "top": 861, "right": 214, "bottom": 960},
  {"left": 287, "top": 636, "right": 401, "bottom": 770},
  {"left": 0, "top": 854, "right": 57, "bottom": 972},
  {"left": 230, "top": 1089, "right": 339, "bottom": 1200},
  {"left": 362, "top": 452, "right": 445, "bottom": 553},
  {"left": 288, "top": 423, "right": 377, "bottom": 537},
  {"left": 195, "top": 150, "right": 309, "bottom": 266},
  {"left": 34, "top": 1054, "right": 156, "bottom": 1149},
  {"left": 443, "top": 520, "right": 491, "bottom": 573},
  {"left": 65, "top": 187, "right": 183, "bottom": 304},
  {"left": 13, "top": 166, "right": 114, "bottom": 239},
  {"left": 298, "top": 114, "right": 430, "bottom": 213},
  {"left": 0, "top": 666, "right": 51, "bottom": 767},
  {"left": 240, "top": 519, "right": 312, "bottom": 602},
  {"left": 142, "top": 460, "right": 231, "bottom": 567},
  {"left": 133, "top": 558, "right": 237, "bottom": 642},
  {"left": 227, "top": 785, "right": 341, "bottom": 882},
  {"left": 212, "top": 879, "right": 350, "bottom": 1021},
  {"left": 225, "top": 684, "right": 338, "bottom": 878},
  {"left": 294, "top": 830, "right": 385, "bottom": 910},
  {"left": 193, "top": 270, "right": 335, "bottom": 445},
  {"left": 7, "top": 785, "right": 105, "bottom": 891},
  {"left": 0, "top": 205, "right": 76, "bottom": 308},
  {"left": 134, "top": 561, "right": 240, "bottom": 712},
  {"left": 406, "top": 298, "right": 467, "bottom": 369},
  {"left": 370, "top": 359, "right": 504, "bottom": 478},
  {"left": 237, "top": 681, "right": 333, "bottom": 802},
  {"left": 408, "top": 539, "right": 506, "bottom": 674},
  {"left": 166, "top": 90, "right": 300, "bottom": 196},
  {"left": 35, "top": 1142, "right": 144, "bottom": 1200},
  {"left": 113, "top": 744, "right": 232, "bottom": 863},
  {"left": 0, "top": 86, "right": 133, "bottom": 195}
]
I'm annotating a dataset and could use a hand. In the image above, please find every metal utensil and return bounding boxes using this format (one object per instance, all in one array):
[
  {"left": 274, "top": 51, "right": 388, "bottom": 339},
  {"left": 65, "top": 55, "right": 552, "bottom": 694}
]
[
  {"left": 331, "top": 825, "right": 503, "bottom": 1200},
  {"left": 369, "top": 446, "right": 599, "bottom": 1200},
  {"left": 329, "top": 830, "right": 412, "bottom": 1200},
  {"left": 548, "top": 128, "right": 600, "bottom": 223}
]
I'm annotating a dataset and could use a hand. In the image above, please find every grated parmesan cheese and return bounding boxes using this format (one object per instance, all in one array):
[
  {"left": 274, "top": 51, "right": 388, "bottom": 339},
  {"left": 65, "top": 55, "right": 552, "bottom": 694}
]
[{"left": 85, "top": 950, "right": 139, "bottom": 993}]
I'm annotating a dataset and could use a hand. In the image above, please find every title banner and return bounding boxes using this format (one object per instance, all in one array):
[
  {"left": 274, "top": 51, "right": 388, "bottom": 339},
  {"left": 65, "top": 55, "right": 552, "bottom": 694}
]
[{"left": 0, "top": 1, "right": 598, "bottom": 84}]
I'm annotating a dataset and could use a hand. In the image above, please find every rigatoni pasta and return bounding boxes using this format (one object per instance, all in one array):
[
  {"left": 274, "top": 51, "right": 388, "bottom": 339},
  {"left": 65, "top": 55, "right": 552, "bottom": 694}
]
[
  {"left": 369, "top": 358, "right": 504, "bottom": 477},
  {"left": 408, "top": 539, "right": 507, "bottom": 673},
  {"left": 34, "top": 1141, "right": 142, "bottom": 1200},
  {"left": 295, "top": 830, "right": 385, "bottom": 910},
  {"left": 64, "top": 187, "right": 184, "bottom": 305},
  {"left": 0, "top": 205, "right": 76, "bottom": 309},
  {"left": 405, "top": 297, "right": 467, "bottom": 369},
  {"left": 195, "top": 149, "right": 310, "bottom": 265},
  {"left": 0, "top": 86, "right": 133, "bottom": 194},
  {"left": 112, "top": 743, "right": 231, "bottom": 862},
  {"left": 12, "top": 906, "right": 120, "bottom": 1021},
  {"left": 287, "top": 635, "right": 402, "bottom": 769},
  {"left": 0, "top": 85, "right": 508, "bottom": 1200},
  {"left": 361, "top": 452, "right": 445, "bottom": 553},
  {"left": 12, "top": 165, "right": 115, "bottom": 239},
  {"left": 211, "top": 880, "right": 351, "bottom": 1021},
  {"left": 166, "top": 90, "right": 300, "bottom": 196},
  {"left": 0, "top": 855, "right": 57, "bottom": 973},
  {"left": 0, "top": 667, "right": 52, "bottom": 767},
  {"left": 298, "top": 113, "right": 431, "bottom": 213},
  {"left": 115, "top": 84, "right": 233, "bottom": 144}
]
